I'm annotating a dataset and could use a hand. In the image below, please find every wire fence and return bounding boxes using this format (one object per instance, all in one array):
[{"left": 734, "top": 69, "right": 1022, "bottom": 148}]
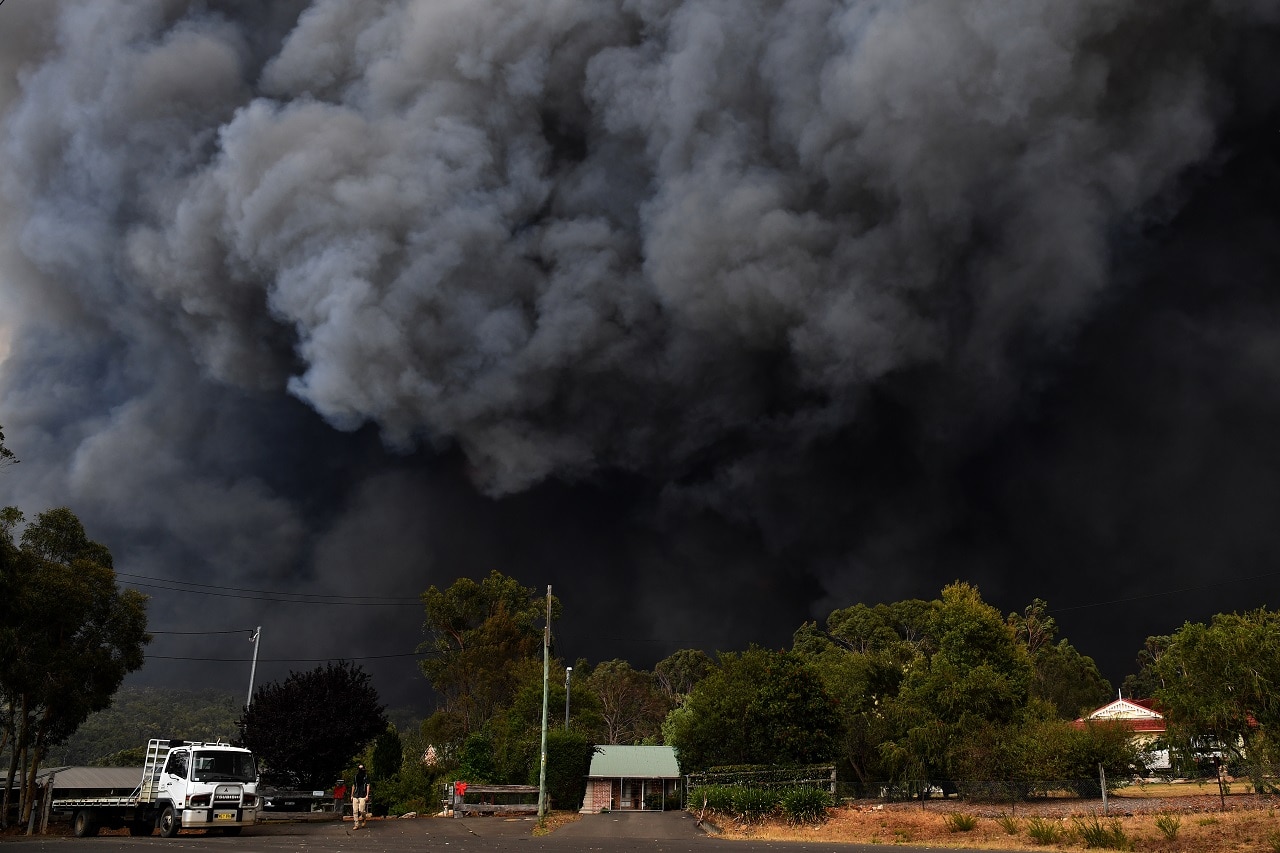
[
  {"left": 881, "top": 779, "right": 1106, "bottom": 806},
  {"left": 686, "top": 764, "right": 838, "bottom": 793}
]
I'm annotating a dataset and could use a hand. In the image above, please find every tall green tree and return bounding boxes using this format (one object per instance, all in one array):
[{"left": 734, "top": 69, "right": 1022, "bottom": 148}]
[
  {"left": 1120, "top": 635, "right": 1172, "bottom": 700},
  {"left": 585, "top": 660, "right": 670, "bottom": 744},
  {"left": 654, "top": 649, "right": 713, "bottom": 702},
  {"left": 417, "top": 572, "right": 558, "bottom": 743},
  {"left": 1009, "top": 599, "right": 1112, "bottom": 718},
  {"left": 880, "top": 583, "right": 1033, "bottom": 783},
  {"left": 793, "top": 615, "right": 906, "bottom": 796},
  {"left": 664, "top": 647, "right": 840, "bottom": 771},
  {"left": 237, "top": 661, "right": 387, "bottom": 789},
  {"left": 1151, "top": 609, "right": 1280, "bottom": 789},
  {"left": 0, "top": 507, "right": 150, "bottom": 827},
  {"left": 1030, "top": 639, "right": 1113, "bottom": 719},
  {"left": 478, "top": 657, "right": 604, "bottom": 784}
]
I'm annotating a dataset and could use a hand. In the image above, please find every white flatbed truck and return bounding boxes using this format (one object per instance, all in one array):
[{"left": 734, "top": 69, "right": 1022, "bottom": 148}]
[{"left": 51, "top": 738, "right": 259, "bottom": 837}]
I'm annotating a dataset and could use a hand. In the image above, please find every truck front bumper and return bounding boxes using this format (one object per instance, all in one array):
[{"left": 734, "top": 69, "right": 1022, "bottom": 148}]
[{"left": 182, "top": 806, "right": 258, "bottom": 828}]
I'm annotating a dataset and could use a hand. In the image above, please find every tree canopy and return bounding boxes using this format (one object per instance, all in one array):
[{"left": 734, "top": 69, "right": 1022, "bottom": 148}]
[
  {"left": 237, "top": 660, "right": 387, "bottom": 789},
  {"left": 664, "top": 647, "right": 840, "bottom": 771},
  {"left": 789, "top": 583, "right": 1120, "bottom": 793},
  {"left": 655, "top": 648, "right": 713, "bottom": 701},
  {"left": 0, "top": 507, "right": 150, "bottom": 827},
  {"left": 585, "top": 659, "right": 670, "bottom": 745},
  {"left": 1151, "top": 608, "right": 1280, "bottom": 788},
  {"left": 417, "top": 571, "right": 559, "bottom": 742}
]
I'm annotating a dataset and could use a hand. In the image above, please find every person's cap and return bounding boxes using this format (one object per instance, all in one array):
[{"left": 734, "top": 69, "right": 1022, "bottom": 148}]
[{"left": 358, "top": 763, "right": 364, "bottom": 768}]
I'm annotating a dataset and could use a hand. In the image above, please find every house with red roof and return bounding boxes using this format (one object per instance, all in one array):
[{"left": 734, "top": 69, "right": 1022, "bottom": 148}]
[{"left": 1074, "top": 694, "right": 1169, "bottom": 770}]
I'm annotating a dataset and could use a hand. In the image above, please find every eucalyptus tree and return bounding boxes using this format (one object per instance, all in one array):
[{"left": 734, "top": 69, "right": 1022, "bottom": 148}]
[
  {"left": 654, "top": 648, "right": 713, "bottom": 702},
  {"left": 1009, "top": 599, "right": 1112, "bottom": 719},
  {"left": 585, "top": 660, "right": 670, "bottom": 744},
  {"left": 0, "top": 507, "right": 149, "bottom": 827},
  {"left": 417, "top": 571, "right": 559, "bottom": 745}
]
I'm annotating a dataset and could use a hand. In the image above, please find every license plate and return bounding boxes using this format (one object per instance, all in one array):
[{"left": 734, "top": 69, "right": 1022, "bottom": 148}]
[{"left": 215, "top": 812, "right": 235, "bottom": 821}]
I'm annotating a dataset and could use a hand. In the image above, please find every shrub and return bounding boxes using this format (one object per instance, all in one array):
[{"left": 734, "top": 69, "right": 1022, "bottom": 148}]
[
  {"left": 996, "top": 813, "right": 1020, "bottom": 835},
  {"left": 541, "top": 730, "right": 594, "bottom": 811},
  {"left": 1154, "top": 812, "right": 1180, "bottom": 840},
  {"left": 943, "top": 812, "right": 978, "bottom": 832},
  {"left": 690, "top": 784, "right": 735, "bottom": 813},
  {"left": 1072, "top": 814, "right": 1131, "bottom": 850},
  {"left": 1027, "top": 817, "right": 1063, "bottom": 845},
  {"left": 779, "top": 787, "right": 832, "bottom": 824},
  {"left": 731, "top": 786, "right": 778, "bottom": 822}
]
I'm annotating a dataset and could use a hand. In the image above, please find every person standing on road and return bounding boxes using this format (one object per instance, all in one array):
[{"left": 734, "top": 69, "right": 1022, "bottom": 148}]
[{"left": 351, "top": 764, "right": 371, "bottom": 829}]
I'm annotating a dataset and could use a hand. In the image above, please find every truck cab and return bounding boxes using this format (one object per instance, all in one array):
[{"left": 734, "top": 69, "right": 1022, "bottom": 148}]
[{"left": 155, "top": 741, "right": 259, "bottom": 836}]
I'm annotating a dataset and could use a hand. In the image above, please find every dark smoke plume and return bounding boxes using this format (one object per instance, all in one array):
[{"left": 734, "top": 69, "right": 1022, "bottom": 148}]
[{"left": 1, "top": 0, "right": 1278, "bottom": 708}]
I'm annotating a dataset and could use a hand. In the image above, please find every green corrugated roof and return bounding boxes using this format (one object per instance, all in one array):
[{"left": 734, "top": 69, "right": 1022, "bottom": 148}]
[{"left": 587, "top": 745, "right": 680, "bottom": 778}]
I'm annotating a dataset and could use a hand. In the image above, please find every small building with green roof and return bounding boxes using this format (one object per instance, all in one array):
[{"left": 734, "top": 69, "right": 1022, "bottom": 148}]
[{"left": 580, "top": 745, "right": 681, "bottom": 813}]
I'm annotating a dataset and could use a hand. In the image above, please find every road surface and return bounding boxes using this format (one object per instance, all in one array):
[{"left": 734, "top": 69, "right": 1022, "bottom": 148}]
[{"left": 3, "top": 810, "right": 1025, "bottom": 853}]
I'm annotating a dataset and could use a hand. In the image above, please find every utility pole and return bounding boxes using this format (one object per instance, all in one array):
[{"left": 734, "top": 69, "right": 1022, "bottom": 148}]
[
  {"left": 537, "top": 586, "right": 551, "bottom": 819},
  {"left": 246, "top": 626, "right": 261, "bottom": 707},
  {"left": 564, "top": 666, "right": 573, "bottom": 729}
]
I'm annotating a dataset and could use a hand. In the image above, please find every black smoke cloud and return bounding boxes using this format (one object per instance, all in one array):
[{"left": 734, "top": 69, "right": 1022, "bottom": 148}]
[{"left": 1, "top": 0, "right": 1278, "bottom": 711}]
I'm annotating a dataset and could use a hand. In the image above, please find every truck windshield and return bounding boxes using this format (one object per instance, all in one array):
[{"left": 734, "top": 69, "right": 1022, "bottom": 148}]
[{"left": 192, "top": 751, "right": 257, "bottom": 783}]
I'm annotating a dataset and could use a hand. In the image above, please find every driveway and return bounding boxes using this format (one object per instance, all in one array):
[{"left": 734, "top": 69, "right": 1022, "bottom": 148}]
[{"left": 552, "top": 810, "right": 703, "bottom": 840}]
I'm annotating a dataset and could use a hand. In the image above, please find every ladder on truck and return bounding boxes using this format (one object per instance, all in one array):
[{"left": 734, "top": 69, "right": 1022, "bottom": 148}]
[{"left": 138, "top": 739, "right": 171, "bottom": 804}]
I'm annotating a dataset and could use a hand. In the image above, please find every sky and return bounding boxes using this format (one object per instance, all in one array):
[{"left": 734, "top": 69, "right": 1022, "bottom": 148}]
[{"left": 1, "top": 0, "right": 1279, "bottom": 716}]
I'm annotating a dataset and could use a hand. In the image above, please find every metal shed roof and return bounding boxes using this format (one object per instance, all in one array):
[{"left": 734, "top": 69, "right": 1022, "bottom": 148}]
[
  {"left": 586, "top": 745, "right": 680, "bottom": 779},
  {"left": 37, "top": 767, "right": 142, "bottom": 791}
]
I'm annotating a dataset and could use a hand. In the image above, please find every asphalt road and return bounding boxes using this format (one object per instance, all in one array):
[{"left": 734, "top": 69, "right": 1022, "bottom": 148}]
[{"left": 2, "top": 812, "right": 1023, "bottom": 853}]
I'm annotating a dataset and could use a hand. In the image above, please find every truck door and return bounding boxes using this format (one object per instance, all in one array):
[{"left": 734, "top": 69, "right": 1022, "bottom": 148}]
[{"left": 161, "top": 749, "right": 190, "bottom": 805}]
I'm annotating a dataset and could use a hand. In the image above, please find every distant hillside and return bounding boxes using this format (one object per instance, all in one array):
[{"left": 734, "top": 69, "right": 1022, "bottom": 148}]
[{"left": 42, "top": 686, "right": 243, "bottom": 767}]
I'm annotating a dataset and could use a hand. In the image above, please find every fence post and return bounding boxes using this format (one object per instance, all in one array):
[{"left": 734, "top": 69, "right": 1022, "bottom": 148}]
[{"left": 1098, "top": 764, "right": 1107, "bottom": 816}]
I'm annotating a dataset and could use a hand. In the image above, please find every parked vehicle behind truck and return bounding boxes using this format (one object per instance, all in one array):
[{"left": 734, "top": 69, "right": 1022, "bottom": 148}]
[{"left": 51, "top": 738, "right": 259, "bottom": 837}]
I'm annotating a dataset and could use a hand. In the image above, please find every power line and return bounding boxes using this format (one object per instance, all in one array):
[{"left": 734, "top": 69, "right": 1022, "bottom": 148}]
[
  {"left": 117, "top": 571, "right": 420, "bottom": 601},
  {"left": 145, "top": 650, "right": 422, "bottom": 666},
  {"left": 149, "top": 628, "right": 258, "bottom": 635},
  {"left": 115, "top": 572, "right": 422, "bottom": 607}
]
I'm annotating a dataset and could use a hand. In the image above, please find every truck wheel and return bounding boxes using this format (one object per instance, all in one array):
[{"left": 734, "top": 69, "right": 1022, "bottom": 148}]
[
  {"left": 158, "top": 805, "right": 181, "bottom": 838},
  {"left": 72, "top": 810, "right": 99, "bottom": 838},
  {"left": 128, "top": 820, "right": 154, "bottom": 836},
  {"left": 221, "top": 827, "right": 243, "bottom": 836}
]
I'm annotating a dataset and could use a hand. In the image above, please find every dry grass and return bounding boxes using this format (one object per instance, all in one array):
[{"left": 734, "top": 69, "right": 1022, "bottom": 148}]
[
  {"left": 532, "top": 810, "right": 582, "bottom": 835},
  {"left": 707, "top": 794, "right": 1280, "bottom": 852}
]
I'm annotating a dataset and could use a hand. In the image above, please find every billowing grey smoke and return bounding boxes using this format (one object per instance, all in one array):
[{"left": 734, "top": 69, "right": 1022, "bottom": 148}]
[{"left": 1, "top": 0, "right": 1278, "bottom": 707}]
